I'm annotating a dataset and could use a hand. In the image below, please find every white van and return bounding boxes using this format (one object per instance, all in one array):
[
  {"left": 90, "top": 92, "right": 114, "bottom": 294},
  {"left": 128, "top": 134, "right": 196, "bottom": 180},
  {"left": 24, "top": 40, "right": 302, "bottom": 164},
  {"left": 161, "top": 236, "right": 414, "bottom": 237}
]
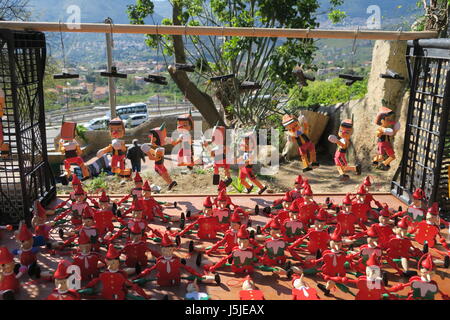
[{"left": 117, "top": 103, "right": 148, "bottom": 120}]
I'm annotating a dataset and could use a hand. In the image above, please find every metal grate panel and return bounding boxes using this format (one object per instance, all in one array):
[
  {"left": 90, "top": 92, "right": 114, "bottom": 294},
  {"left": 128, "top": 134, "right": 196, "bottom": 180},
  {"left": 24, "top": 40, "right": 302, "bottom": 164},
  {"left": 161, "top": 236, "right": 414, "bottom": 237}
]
[{"left": 0, "top": 29, "right": 56, "bottom": 225}]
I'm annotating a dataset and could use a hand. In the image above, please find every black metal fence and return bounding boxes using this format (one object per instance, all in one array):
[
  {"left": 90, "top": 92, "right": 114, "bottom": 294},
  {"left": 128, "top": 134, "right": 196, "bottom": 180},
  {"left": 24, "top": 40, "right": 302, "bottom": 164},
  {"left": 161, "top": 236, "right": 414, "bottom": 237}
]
[
  {"left": 392, "top": 39, "right": 450, "bottom": 217},
  {"left": 0, "top": 29, "right": 55, "bottom": 225}
]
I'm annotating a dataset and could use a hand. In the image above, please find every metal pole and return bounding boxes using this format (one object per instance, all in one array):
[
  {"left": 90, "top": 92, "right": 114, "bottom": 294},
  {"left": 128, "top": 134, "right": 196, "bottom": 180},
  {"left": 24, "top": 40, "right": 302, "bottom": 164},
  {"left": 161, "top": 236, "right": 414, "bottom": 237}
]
[{"left": 105, "top": 18, "right": 116, "bottom": 118}]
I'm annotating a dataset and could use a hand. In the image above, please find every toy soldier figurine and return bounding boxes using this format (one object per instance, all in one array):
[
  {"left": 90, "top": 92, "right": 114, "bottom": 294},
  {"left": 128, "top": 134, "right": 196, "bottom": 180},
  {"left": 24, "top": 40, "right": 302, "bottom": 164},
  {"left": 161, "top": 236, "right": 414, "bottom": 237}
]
[
  {"left": 97, "top": 118, "right": 128, "bottom": 176},
  {"left": 63, "top": 206, "right": 102, "bottom": 252},
  {"left": 206, "top": 210, "right": 242, "bottom": 255},
  {"left": 282, "top": 114, "right": 318, "bottom": 172},
  {"left": 203, "top": 123, "right": 232, "bottom": 186},
  {"left": 238, "top": 131, "right": 267, "bottom": 195},
  {"left": 213, "top": 190, "right": 233, "bottom": 232},
  {"left": 72, "top": 231, "right": 105, "bottom": 281},
  {"left": 177, "top": 199, "right": 221, "bottom": 241},
  {"left": 0, "top": 247, "right": 20, "bottom": 300},
  {"left": 172, "top": 111, "right": 195, "bottom": 168},
  {"left": 410, "top": 202, "right": 449, "bottom": 249},
  {"left": 59, "top": 121, "right": 90, "bottom": 180},
  {"left": 31, "top": 200, "right": 60, "bottom": 249},
  {"left": 360, "top": 176, "right": 383, "bottom": 211},
  {"left": 392, "top": 188, "right": 427, "bottom": 225},
  {"left": 337, "top": 252, "right": 396, "bottom": 300},
  {"left": 134, "top": 233, "right": 212, "bottom": 287},
  {"left": 288, "top": 209, "right": 330, "bottom": 256},
  {"left": 373, "top": 107, "right": 400, "bottom": 170},
  {"left": 117, "top": 172, "right": 144, "bottom": 206},
  {"left": 213, "top": 181, "right": 238, "bottom": 209},
  {"left": 328, "top": 119, "right": 361, "bottom": 181},
  {"left": 385, "top": 216, "right": 423, "bottom": 277},
  {"left": 142, "top": 123, "right": 177, "bottom": 190},
  {"left": 11, "top": 222, "right": 41, "bottom": 279},
  {"left": 291, "top": 274, "right": 320, "bottom": 300},
  {"left": 389, "top": 254, "right": 450, "bottom": 300},
  {"left": 333, "top": 193, "right": 366, "bottom": 237},
  {"left": 351, "top": 184, "right": 373, "bottom": 224},
  {"left": 54, "top": 184, "right": 91, "bottom": 230},
  {"left": 257, "top": 218, "right": 288, "bottom": 267},
  {"left": 290, "top": 184, "right": 320, "bottom": 228},
  {"left": 82, "top": 244, "right": 150, "bottom": 300},
  {"left": 92, "top": 191, "right": 118, "bottom": 237},
  {"left": 46, "top": 260, "right": 80, "bottom": 300},
  {"left": 239, "top": 275, "right": 265, "bottom": 300}
]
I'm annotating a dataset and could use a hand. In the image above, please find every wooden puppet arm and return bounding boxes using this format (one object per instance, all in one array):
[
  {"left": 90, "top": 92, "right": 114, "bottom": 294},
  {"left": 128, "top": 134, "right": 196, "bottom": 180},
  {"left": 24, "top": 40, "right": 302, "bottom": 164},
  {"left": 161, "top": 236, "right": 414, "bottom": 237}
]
[
  {"left": 260, "top": 218, "right": 275, "bottom": 233},
  {"left": 135, "top": 264, "right": 157, "bottom": 279},
  {"left": 205, "top": 236, "right": 227, "bottom": 255},
  {"left": 391, "top": 210, "right": 406, "bottom": 218},
  {"left": 97, "top": 145, "right": 113, "bottom": 157},
  {"left": 388, "top": 281, "right": 412, "bottom": 293},
  {"left": 76, "top": 145, "right": 83, "bottom": 157},
  {"left": 250, "top": 240, "right": 265, "bottom": 255},
  {"left": 288, "top": 232, "right": 311, "bottom": 250},
  {"left": 287, "top": 246, "right": 304, "bottom": 262},
  {"left": 177, "top": 218, "right": 200, "bottom": 237},
  {"left": 85, "top": 277, "right": 101, "bottom": 289},
  {"left": 105, "top": 228, "right": 126, "bottom": 243},
  {"left": 207, "top": 253, "right": 233, "bottom": 273},
  {"left": 54, "top": 208, "right": 71, "bottom": 221},
  {"left": 126, "top": 279, "right": 151, "bottom": 299},
  {"left": 181, "top": 264, "right": 204, "bottom": 278},
  {"left": 349, "top": 230, "right": 367, "bottom": 241},
  {"left": 146, "top": 247, "right": 161, "bottom": 259},
  {"left": 439, "top": 290, "right": 450, "bottom": 300},
  {"left": 54, "top": 199, "right": 70, "bottom": 210},
  {"left": 335, "top": 277, "right": 357, "bottom": 285},
  {"left": 438, "top": 236, "right": 450, "bottom": 250},
  {"left": 147, "top": 227, "right": 163, "bottom": 239},
  {"left": 88, "top": 197, "right": 100, "bottom": 208},
  {"left": 117, "top": 194, "right": 131, "bottom": 206},
  {"left": 356, "top": 219, "right": 368, "bottom": 231}
]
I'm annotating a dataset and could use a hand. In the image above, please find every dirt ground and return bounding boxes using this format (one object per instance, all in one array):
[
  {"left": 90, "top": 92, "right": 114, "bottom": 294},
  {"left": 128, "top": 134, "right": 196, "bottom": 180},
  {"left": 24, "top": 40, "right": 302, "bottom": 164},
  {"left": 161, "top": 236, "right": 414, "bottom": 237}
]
[{"left": 58, "top": 155, "right": 395, "bottom": 196}]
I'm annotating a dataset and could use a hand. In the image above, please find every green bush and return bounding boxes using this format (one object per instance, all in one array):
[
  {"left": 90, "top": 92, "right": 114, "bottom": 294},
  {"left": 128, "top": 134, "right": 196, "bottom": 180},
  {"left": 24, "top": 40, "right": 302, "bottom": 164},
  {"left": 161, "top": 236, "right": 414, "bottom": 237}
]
[
  {"left": 85, "top": 171, "right": 109, "bottom": 193},
  {"left": 287, "top": 78, "right": 368, "bottom": 111}
]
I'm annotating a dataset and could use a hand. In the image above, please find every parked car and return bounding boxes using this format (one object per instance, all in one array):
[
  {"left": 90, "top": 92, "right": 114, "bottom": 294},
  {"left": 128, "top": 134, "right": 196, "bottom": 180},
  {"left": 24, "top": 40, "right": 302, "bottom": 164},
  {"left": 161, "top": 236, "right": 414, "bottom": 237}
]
[
  {"left": 83, "top": 117, "right": 109, "bottom": 131},
  {"left": 126, "top": 114, "right": 148, "bottom": 128}
]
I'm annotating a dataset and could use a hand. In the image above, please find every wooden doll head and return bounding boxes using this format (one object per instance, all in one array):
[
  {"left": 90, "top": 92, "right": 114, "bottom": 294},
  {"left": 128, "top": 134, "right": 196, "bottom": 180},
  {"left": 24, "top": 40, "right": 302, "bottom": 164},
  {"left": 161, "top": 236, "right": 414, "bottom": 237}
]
[
  {"left": 282, "top": 114, "right": 299, "bottom": 132},
  {"left": 338, "top": 120, "right": 353, "bottom": 139},
  {"left": 60, "top": 121, "right": 77, "bottom": 141},
  {"left": 375, "top": 107, "right": 395, "bottom": 127},
  {"left": 106, "top": 258, "right": 120, "bottom": 271},
  {"left": 109, "top": 118, "right": 125, "bottom": 139},
  {"left": 177, "top": 113, "right": 193, "bottom": 131},
  {"left": 78, "top": 243, "right": 91, "bottom": 255}
]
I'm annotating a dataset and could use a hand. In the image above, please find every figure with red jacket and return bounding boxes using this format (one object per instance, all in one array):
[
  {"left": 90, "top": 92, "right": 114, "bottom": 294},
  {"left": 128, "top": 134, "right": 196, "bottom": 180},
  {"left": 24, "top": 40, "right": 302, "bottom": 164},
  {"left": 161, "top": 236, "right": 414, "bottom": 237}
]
[
  {"left": 328, "top": 119, "right": 361, "bottom": 181},
  {"left": 0, "top": 247, "right": 20, "bottom": 300},
  {"left": 59, "top": 121, "right": 90, "bottom": 180},
  {"left": 291, "top": 274, "right": 320, "bottom": 300},
  {"left": 351, "top": 185, "right": 373, "bottom": 224},
  {"left": 389, "top": 253, "right": 450, "bottom": 300},
  {"left": 213, "top": 190, "right": 233, "bottom": 232},
  {"left": 360, "top": 176, "right": 383, "bottom": 211},
  {"left": 203, "top": 123, "right": 233, "bottom": 186},
  {"left": 351, "top": 205, "right": 394, "bottom": 250},
  {"left": 92, "top": 191, "right": 118, "bottom": 237},
  {"left": 54, "top": 184, "right": 92, "bottom": 230},
  {"left": 288, "top": 209, "right": 331, "bottom": 256},
  {"left": 177, "top": 196, "right": 221, "bottom": 242},
  {"left": 46, "top": 260, "right": 81, "bottom": 300},
  {"left": 373, "top": 107, "right": 400, "bottom": 170},
  {"left": 256, "top": 218, "right": 288, "bottom": 267},
  {"left": 172, "top": 112, "right": 195, "bottom": 168},
  {"left": 410, "top": 202, "right": 449, "bottom": 249},
  {"left": 121, "top": 224, "right": 161, "bottom": 275},
  {"left": 237, "top": 131, "right": 267, "bottom": 195},
  {"left": 142, "top": 123, "right": 177, "bottom": 190},
  {"left": 289, "top": 184, "right": 320, "bottom": 228},
  {"left": 117, "top": 172, "right": 144, "bottom": 206},
  {"left": 262, "top": 191, "right": 293, "bottom": 223},
  {"left": 337, "top": 252, "right": 396, "bottom": 300},
  {"left": 31, "top": 200, "right": 62, "bottom": 249},
  {"left": 392, "top": 188, "right": 427, "bottom": 225},
  {"left": 97, "top": 118, "right": 128, "bottom": 176},
  {"left": 11, "top": 222, "right": 42, "bottom": 279},
  {"left": 141, "top": 181, "right": 168, "bottom": 222},
  {"left": 72, "top": 231, "right": 105, "bottom": 281},
  {"left": 332, "top": 193, "right": 367, "bottom": 237},
  {"left": 206, "top": 210, "right": 243, "bottom": 255},
  {"left": 280, "top": 208, "right": 305, "bottom": 243},
  {"left": 385, "top": 216, "right": 423, "bottom": 277},
  {"left": 239, "top": 275, "right": 265, "bottom": 300},
  {"left": 62, "top": 206, "right": 102, "bottom": 252},
  {"left": 81, "top": 244, "right": 150, "bottom": 300},
  {"left": 299, "top": 224, "right": 354, "bottom": 296},
  {"left": 134, "top": 233, "right": 215, "bottom": 287}
]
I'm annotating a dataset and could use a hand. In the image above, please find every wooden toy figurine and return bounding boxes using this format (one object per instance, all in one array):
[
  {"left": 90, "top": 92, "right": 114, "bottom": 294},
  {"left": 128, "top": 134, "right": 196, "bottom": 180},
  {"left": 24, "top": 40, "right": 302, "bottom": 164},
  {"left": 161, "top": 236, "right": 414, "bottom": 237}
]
[
  {"left": 172, "top": 111, "right": 195, "bottom": 168},
  {"left": 239, "top": 275, "right": 265, "bottom": 300},
  {"left": 333, "top": 193, "right": 367, "bottom": 237},
  {"left": 392, "top": 188, "right": 427, "bottom": 225},
  {"left": 142, "top": 123, "right": 177, "bottom": 190},
  {"left": 291, "top": 274, "right": 320, "bottom": 300},
  {"left": 328, "top": 119, "right": 361, "bottom": 181},
  {"left": 117, "top": 172, "right": 144, "bottom": 206},
  {"left": 0, "top": 247, "right": 20, "bottom": 300},
  {"left": 203, "top": 123, "right": 232, "bottom": 186},
  {"left": 289, "top": 184, "right": 320, "bottom": 228},
  {"left": 92, "top": 191, "right": 119, "bottom": 237},
  {"left": 97, "top": 118, "right": 128, "bottom": 176},
  {"left": 282, "top": 114, "right": 318, "bottom": 172},
  {"left": 12, "top": 222, "right": 41, "bottom": 279},
  {"left": 410, "top": 202, "right": 449, "bottom": 249},
  {"left": 373, "top": 107, "right": 400, "bottom": 170},
  {"left": 54, "top": 184, "right": 92, "bottom": 230},
  {"left": 388, "top": 254, "right": 449, "bottom": 300},
  {"left": 134, "top": 233, "right": 212, "bottom": 287},
  {"left": 141, "top": 181, "right": 169, "bottom": 223},
  {"left": 31, "top": 200, "right": 60, "bottom": 249},
  {"left": 46, "top": 260, "right": 81, "bottom": 300},
  {"left": 238, "top": 132, "right": 267, "bottom": 195},
  {"left": 206, "top": 210, "right": 243, "bottom": 256},
  {"left": 72, "top": 231, "right": 105, "bottom": 281},
  {"left": 82, "top": 244, "right": 150, "bottom": 300},
  {"left": 59, "top": 121, "right": 90, "bottom": 180}
]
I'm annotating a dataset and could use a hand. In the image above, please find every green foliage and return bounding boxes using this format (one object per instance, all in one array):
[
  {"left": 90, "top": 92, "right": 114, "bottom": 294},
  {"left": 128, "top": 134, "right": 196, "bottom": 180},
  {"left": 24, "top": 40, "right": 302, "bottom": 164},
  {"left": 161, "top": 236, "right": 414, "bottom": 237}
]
[
  {"left": 75, "top": 125, "right": 88, "bottom": 143},
  {"left": 85, "top": 171, "right": 109, "bottom": 193},
  {"left": 230, "top": 176, "right": 246, "bottom": 193},
  {"left": 287, "top": 78, "right": 368, "bottom": 110},
  {"left": 328, "top": 9, "right": 347, "bottom": 24}
]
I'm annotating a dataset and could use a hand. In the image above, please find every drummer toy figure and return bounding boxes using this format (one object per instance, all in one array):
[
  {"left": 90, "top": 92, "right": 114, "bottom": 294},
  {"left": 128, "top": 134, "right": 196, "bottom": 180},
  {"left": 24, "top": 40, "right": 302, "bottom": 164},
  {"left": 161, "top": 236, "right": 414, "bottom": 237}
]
[
  {"left": 282, "top": 114, "right": 318, "bottom": 172},
  {"left": 328, "top": 119, "right": 361, "bottom": 181}
]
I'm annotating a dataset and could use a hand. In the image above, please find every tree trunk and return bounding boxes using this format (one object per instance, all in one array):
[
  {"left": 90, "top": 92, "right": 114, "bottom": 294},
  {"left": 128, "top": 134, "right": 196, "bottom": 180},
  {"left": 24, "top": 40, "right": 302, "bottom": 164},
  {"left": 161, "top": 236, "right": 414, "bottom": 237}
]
[{"left": 168, "top": 1, "right": 225, "bottom": 127}]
